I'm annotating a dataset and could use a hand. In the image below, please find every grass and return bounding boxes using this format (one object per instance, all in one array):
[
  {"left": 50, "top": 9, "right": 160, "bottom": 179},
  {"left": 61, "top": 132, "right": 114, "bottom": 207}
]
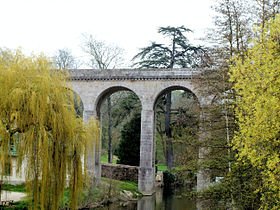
[
  {"left": 156, "top": 164, "right": 183, "bottom": 171},
  {"left": 156, "top": 164, "right": 168, "bottom": 171},
  {"left": 101, "top": 177, "right": 140, "bottom": 194},
  {"left": 78, "top": 178, "right": 141, "bottom": 208},
  {"left": 101, "top": 154, "right": 118, "bottom": 164},
  {"left": 101, "top": 154, "right": 108, "bottom": 163},
  {"left": 0, "top": 184, "right": 28, "bottom": 209},
  {"left": 1, "top": 184, "right": 26, "bottom": 192},
  {"left": 1, "top": 178, "right": 140, "bottom": 209},
  {"left": 2, "top": 201, "right": 28, "bottom": 210}
]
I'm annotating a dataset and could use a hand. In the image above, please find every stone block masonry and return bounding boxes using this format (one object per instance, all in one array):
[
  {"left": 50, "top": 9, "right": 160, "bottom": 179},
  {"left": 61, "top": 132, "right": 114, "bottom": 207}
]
[
  {"left": 68, "top": 68, "right": 213, "bottom": 195},
  {"left": 101, "top": 163, "right": 138, "bottom": 182}
]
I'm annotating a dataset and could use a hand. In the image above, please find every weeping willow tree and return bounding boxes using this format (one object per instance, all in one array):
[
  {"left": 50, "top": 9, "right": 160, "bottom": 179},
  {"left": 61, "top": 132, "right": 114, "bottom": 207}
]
[{"left": 0, "top": 48, "right": 99, "bottom": 209}]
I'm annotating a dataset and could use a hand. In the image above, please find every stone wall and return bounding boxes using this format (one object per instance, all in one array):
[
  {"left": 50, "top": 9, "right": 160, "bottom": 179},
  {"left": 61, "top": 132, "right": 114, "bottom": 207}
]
[{"left": 101, "top": 163, "right": 138, "bottom": 182}]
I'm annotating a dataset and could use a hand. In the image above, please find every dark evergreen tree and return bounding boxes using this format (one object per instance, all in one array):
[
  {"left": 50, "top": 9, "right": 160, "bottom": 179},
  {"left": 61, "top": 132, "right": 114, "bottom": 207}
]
[
  {"left": 100, "top": 91, "right": 141, "bottom": 162},
  {"left": 116, "top": 113, "right": 141, "bottom": 166},
  {"left": 133, "top": 26, "right": 209, "bottom": 170},
  {"left": 133, "top": 26, "right": 209, "bottom": 69}
]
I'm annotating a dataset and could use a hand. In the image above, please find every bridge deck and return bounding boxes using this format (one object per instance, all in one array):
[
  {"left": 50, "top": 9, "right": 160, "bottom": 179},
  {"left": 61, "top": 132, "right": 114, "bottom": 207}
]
[{"left": 67, "top": 68, "right": 206, "bottom": 80}]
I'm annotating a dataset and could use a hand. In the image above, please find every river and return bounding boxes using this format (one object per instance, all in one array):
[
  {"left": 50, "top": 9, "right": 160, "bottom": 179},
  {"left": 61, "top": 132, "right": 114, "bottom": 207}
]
[{"left": 97, "top": 187, "right": 198, "bottom": 210}]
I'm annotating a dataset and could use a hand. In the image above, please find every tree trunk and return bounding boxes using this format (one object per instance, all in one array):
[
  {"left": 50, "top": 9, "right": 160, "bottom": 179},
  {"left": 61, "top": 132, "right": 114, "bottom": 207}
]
[
  {"left": 165, "top": 92, "right": 174, "bottom": 170},
  {"left": 107, "top": 96, "right": 113, "bottom": 163},
  {"left": 226, "top": 1, "right": 234, "bottom": 57}
]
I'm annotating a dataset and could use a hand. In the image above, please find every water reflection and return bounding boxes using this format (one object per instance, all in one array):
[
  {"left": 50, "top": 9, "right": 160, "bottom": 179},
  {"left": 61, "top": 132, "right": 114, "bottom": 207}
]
[
  {"left": 137, "top": 194, "right": 155, "bottom": 210},
  {"left": 155, "top": 187, "right": 196, "bottom": 210},
  {"left": 98, "top": 187, "right": 197, "bottom": 210},
  {"left": 98, "top": 201, "right": 137, "bottom": 210}
]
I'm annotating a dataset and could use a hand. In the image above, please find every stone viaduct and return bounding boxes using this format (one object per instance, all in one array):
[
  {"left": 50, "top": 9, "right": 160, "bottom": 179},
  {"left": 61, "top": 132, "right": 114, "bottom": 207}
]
[{"left": 68, "top": 68, "right": 212, "bottom": 195}]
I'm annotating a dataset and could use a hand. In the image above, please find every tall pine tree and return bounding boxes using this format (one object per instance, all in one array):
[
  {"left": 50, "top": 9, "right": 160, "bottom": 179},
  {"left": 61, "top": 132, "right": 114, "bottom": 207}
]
[{"left": 133, "top": 26, "right": 208, "bottom": 169}]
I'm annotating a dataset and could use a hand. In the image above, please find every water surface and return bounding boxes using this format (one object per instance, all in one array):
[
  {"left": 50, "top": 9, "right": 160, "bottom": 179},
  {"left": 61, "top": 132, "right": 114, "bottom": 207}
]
[{"left": 98, "top": 187, "right": 196, "bottom": 210}]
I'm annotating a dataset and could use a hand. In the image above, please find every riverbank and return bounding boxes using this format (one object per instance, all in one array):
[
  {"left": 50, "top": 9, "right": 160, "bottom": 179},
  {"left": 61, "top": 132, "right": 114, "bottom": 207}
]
[
  {"left": 0, "top": 178, "right": 142, "bottom": 209},
  {"left": 78, "top": 178, "right": 142, "bottom": 209}
]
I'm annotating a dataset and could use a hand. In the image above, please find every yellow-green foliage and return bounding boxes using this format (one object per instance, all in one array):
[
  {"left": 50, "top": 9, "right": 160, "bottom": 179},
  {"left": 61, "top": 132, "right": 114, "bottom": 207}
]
[
  {"left": 0, "top": 48, "right": 100, "bottom": 209},
  {"left": 230, "top": 16, "right": 280, "bottom": 208}
]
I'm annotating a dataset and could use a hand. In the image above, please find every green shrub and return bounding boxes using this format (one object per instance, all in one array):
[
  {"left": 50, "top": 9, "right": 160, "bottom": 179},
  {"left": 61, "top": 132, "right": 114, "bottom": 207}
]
[
  {"left": 116, "top": 113, "right": 141, "bottom": 166},
  {"left": 163, "top": 170, "right": 176, "bottom": 187}
]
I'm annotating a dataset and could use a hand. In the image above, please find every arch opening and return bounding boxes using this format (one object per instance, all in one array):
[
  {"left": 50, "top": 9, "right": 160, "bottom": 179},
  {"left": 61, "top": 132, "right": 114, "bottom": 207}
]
[
  {"left": 153, "top": 86, "right": 200, "bottom": 110},
  {"left": 96, "top": 86, "right": 142, "bottom": 167},
  {"left": 73, "top": 90, "right": 84, "bottom": 118},
  {"left": 95, "top": 86, "right": 142, "bottom": 119},
  {"left": 153, "top": 86, "right": 200, "bottom": 174}
]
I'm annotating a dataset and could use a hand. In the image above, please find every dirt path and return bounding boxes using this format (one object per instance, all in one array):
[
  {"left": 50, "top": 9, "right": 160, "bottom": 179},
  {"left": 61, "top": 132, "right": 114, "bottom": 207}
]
[{"left": 0, "top": 190, "right": 26, "bottom": 202}]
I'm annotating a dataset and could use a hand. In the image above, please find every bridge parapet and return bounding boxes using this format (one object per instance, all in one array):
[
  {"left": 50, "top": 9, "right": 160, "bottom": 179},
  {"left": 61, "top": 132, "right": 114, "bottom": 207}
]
[{"left": 67, "top": 68, "right": 206, "bottom": 81}]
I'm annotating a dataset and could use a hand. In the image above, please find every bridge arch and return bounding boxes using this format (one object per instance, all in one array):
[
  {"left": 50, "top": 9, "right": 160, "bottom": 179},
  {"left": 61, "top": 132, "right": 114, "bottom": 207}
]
[
  {"left": 152, "top": 85, "right": 201, "bottom": 175},
  {"left": 94, "top": 85, "right": 143, "bottom": 119},
  {"left": 153, "top": 85, "right": 200, "bottom": 110},
  {"left": 67, "top": 68, "right": 213, "bottom": 195}
]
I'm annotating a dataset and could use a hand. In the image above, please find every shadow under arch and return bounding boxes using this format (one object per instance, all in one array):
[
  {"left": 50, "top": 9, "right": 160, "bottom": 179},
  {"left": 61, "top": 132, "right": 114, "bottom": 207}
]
[
  {"left": 153, "top": 85, "right": 200, "bottom": 110},
  {"left": 95, "top": 86, "right": 143, "bottom": 119}
]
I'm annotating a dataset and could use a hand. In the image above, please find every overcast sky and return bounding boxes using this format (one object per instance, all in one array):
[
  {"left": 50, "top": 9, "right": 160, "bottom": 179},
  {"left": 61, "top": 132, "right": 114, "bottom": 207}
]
[{"left": 0, "top": 0, "right": 215, "bottom": 66}]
